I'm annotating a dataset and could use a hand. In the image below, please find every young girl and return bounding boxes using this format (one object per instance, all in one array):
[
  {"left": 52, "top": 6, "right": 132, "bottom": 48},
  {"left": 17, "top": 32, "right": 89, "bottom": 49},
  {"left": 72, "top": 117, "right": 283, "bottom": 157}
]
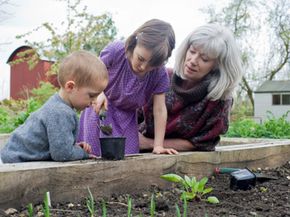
[{"left": 78, "top": 19, "right": 178, "bottom": 156}]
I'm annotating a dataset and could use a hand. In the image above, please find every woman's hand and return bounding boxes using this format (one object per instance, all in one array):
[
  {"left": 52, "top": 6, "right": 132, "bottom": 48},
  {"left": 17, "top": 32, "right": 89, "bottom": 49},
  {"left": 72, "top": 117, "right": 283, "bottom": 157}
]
[{"left": 92, "top": 92, "right": 108, "bottom": 114}]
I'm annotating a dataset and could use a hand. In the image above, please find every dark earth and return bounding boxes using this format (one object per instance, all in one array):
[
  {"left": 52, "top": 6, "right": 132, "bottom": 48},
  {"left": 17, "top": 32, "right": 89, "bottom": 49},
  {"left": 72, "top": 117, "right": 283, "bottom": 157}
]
[{"left": 5, "top": 161, "right": 290, "bottom": 217}]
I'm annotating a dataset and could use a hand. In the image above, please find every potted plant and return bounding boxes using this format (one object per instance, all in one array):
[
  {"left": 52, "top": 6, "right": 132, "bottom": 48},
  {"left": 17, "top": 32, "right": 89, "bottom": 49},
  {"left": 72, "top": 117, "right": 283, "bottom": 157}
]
[{"left": 98, "top": 109, "right": 125, "bottom": 160}]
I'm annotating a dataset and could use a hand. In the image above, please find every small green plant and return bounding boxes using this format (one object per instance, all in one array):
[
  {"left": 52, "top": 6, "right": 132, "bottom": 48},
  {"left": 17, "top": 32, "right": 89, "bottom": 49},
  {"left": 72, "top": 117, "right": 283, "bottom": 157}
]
[
  {"left": 42, "top": 191, "right": 51, "bottom": 217},
  {"left": 175, "top": 196, "right": 187, "bottom": 217},
  {"left": 150, "top": 194, "right": 156, "bottom": 217},
  {"left": 127, "top": 196, "right": 132, "bottom": 217},
  {"left": 101, "top": 199, "right": 107, "bottom": 217},
  {"left": 260, "top": 186, "right": 268, "bottom": 192},
  {"left": 86, "top": 187, "right": 95, "bottom": 217},
  {"left": 27, "top": 203, "right": 34, "bottom": 217},
  {"left": 161, "top": 174, "right": 219, "bottom": 204}
]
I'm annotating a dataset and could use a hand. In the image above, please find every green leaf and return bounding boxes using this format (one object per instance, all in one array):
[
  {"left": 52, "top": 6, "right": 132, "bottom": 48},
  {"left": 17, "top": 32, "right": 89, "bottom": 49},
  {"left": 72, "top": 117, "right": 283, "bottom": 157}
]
[
  {"left": 207, "top": 196, "right": 219, "bottom": 204},
  {"left": 175, "top": 204, "right": 181, "bottom": 217},
  {"left": 160, "top": 174, "right": 184, "bottom": 183},
  {"left": 197, "top": 177, "right": 208, "bottom": 192},
  {"left": 184, "top": 175, "right": 192, "bottom": 188},
  {"left": 184, "top": 191, "right": 195, "bottom": 200},
  {"left": 191, "top": 177, "right": 197, "bottom": 185},
  {"left": 202, "top": 187, "right": 213, "bottom": 195}
]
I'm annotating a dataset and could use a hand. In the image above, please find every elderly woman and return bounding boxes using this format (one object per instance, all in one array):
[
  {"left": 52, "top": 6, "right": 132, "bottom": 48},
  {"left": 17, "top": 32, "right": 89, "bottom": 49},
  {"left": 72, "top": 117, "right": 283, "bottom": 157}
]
[{"left": 139, "top": 23, "right": 243, "bottom": 152}]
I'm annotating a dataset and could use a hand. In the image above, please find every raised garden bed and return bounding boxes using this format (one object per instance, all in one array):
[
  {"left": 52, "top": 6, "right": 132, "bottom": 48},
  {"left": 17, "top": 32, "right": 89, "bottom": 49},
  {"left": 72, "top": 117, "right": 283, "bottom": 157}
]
[
  {"left": 4, "top": 161, "right": 290, "bottom": 216},
  {"left": 1, "top": 136, "right": 290, "bottom": 216}
]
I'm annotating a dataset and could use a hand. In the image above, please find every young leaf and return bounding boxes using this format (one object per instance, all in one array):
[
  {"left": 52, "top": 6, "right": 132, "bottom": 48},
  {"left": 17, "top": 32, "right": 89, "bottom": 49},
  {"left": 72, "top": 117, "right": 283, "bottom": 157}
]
[
  {"left": 207, "top": 196, "right": 219, "bottom": 204},
  {"left": 191, "top": 176, "right": 197, "bottom": 186},
  {"left": 160, "top": 174, "right": 184, "bottom": 183},
  {"left": 197, "top": 177, "right": 208, "bottom": 192},
  {"left": 202, "top": 187, "right": 213, "bottom": 195},
  {"left": 184, "top": 175, "right": 192, "bottom": 188}
]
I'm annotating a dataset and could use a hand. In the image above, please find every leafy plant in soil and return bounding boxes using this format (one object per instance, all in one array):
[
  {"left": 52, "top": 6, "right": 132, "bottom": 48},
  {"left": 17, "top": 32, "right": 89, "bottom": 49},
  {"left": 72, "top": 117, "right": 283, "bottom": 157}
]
[
  {"left": 5, "top": 161, "right": 290, "bottom": 217},
  {"left": 160, "top": 174, "right": 219, "bottom": 204}
]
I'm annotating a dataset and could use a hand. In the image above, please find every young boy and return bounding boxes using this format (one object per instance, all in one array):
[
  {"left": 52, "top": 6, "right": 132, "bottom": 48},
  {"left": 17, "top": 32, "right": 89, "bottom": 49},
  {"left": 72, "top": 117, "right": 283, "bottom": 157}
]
[{"left": 0, "top": 50, "right": 108, "bottom": 163}]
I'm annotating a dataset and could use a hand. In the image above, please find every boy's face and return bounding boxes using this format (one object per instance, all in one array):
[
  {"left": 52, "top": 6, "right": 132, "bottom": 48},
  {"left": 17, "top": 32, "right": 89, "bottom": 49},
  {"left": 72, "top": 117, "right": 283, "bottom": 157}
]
[{"left": 67, "top": 80, "right": 107, "bottom": 111}]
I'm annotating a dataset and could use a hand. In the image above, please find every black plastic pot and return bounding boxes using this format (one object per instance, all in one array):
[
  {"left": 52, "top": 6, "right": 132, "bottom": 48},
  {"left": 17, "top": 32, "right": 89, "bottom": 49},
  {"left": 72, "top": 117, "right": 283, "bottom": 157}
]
[{"left": 100, "top": 137, "right": 126, "bottom": 160}]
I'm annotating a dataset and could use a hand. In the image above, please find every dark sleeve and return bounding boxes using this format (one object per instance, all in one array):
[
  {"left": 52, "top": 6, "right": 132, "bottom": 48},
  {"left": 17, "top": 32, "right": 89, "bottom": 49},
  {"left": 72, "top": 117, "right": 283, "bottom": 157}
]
[{"left": 188, "top": 99, "right": 232, "bottom": 151}]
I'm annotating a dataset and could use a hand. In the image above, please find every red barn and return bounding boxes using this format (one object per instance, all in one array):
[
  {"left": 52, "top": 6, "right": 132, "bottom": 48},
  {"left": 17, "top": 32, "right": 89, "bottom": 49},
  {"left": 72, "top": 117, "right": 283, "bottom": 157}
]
[{"left": 7, "top": 46, "right": 58, "bottom": 100}]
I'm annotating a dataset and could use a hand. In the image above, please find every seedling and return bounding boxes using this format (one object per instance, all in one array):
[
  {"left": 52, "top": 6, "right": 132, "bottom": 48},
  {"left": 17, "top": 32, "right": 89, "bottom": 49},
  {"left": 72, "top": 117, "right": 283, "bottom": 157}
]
[
  {"left": 27, "top": 203, "right": 34, "bottom": 217},
  {"left": 86, "top": 187, "right": 95, "bottom": 217},
  {"left": 175, "top": 196, "right": 187, "bottom": 217},
  {"left": 101, "top": 199, "right": 107, "bottom": 217},
  {"left": 127, "top": 196, "right": 132, "bottom": 217},
  {"left": 42, "top": 191, "right": 51, "bottom": 217},
  {"left": 160, "top": 174, "right": 219, "bottom": 204},
  {"left": 150, "top": 194, "right": 156, "bottom": 217}
]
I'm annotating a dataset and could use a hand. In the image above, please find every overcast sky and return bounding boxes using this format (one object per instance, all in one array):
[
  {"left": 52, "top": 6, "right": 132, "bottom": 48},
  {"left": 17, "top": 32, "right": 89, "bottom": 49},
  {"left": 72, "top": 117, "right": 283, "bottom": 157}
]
[{"left": 0, "top": 0, "right": 216, "bottom": 100}]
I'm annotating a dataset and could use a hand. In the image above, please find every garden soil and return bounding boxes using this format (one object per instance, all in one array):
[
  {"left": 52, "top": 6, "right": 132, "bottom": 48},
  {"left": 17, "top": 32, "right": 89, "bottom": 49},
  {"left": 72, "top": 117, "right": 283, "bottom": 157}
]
[{"left": 5, "top": 161, "right": 290, "bottom": 217}]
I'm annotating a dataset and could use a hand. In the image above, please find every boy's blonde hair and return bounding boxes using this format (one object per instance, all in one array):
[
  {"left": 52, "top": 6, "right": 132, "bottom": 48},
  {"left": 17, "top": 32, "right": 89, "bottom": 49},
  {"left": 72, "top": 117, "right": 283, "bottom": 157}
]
[{"left": 58, "top": 50, "right": 108, "bottom": 88}]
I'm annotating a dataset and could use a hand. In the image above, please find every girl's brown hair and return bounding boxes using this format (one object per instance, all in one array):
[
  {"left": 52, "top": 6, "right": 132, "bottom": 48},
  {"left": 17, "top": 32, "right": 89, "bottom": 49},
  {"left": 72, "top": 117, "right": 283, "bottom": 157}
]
[{"left": 125, "top": 19, "right": 175, "bottom": 67}]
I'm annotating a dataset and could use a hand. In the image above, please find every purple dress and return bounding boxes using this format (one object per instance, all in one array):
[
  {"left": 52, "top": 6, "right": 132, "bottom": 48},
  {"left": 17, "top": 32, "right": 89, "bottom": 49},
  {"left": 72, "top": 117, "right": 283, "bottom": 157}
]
[{"left": 78, "top": 41, "right": 169, "bottom": 155}]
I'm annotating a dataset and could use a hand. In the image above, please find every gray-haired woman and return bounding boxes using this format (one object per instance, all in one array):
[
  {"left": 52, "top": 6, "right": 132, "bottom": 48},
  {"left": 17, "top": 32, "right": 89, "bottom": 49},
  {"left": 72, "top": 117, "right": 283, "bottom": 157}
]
[{"left": 139, "top": 23, "right": 243, "bottom": 152}]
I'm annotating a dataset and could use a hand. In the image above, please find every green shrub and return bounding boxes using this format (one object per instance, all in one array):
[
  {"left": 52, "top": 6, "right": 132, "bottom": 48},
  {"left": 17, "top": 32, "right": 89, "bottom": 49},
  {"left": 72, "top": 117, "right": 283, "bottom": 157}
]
[
  {"left": 226, "top": 111, "right": 290, "bottom": 139},
  {"left": 0, "top": 82, "right": 57, "bottom": 133}
]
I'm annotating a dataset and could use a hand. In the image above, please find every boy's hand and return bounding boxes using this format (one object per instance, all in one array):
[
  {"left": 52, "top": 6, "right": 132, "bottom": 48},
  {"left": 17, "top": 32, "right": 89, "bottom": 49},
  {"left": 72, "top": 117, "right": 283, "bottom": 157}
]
[
  {"left": 88, "top": 154, "right": 98, "bottom": 159},
  {"left": 76, "top": 142, "right": 92, "bottom": 154},
  {"left": 153, "top": 146, "right": 178, "bottom": 155}
]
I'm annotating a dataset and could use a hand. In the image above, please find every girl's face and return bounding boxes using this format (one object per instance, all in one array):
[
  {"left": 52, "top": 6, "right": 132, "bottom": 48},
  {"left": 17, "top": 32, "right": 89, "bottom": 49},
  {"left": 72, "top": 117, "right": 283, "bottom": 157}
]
[
  {"left": 183, "top": 45, "right": 216, "bottom": 82},
  {"left": 129, "top": 45, "right": 156, "bottom": 76}
]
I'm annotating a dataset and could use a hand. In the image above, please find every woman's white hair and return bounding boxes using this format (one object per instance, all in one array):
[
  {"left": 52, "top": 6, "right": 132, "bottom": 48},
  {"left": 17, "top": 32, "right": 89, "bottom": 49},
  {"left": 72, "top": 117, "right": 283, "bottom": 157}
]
[{"left": 174, "top": 23, "right": 243, "bottom": 100}]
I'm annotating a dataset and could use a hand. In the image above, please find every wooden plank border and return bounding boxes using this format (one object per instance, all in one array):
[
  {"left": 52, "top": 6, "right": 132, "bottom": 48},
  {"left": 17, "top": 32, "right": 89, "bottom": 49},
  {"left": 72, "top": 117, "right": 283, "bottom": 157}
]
[{"left": 0, "top": 139, "right": 290, "bottom": 209}]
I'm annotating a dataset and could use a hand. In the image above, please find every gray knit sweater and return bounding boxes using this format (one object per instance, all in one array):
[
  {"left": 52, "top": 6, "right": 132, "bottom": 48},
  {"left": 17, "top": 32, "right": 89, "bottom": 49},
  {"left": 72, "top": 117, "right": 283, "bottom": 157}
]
[{"left": 0, "top": 93, "right": 89, "bottom": 163}]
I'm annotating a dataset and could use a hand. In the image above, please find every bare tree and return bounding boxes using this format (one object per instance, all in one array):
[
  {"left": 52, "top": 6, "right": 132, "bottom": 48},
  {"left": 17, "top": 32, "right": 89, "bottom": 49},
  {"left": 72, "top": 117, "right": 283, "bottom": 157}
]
[{"left": 202, "top": 0, "right": 290, "bottom": 109}]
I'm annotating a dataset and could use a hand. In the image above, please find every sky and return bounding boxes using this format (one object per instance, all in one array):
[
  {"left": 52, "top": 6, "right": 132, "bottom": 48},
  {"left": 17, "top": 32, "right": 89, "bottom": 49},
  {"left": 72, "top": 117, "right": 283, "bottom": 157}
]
[{"left": 0, "top": 0, "right": 216, "bottom": 100}]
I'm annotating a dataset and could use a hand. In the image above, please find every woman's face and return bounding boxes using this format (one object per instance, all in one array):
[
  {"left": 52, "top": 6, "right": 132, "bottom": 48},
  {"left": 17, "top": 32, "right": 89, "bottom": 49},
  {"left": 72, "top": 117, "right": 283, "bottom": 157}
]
[
  {"left": 130, "top": 44, "right": 156, "bottom": 76},
  {"left": 183, "top": 45, "right": 216, "bottom": 82}
]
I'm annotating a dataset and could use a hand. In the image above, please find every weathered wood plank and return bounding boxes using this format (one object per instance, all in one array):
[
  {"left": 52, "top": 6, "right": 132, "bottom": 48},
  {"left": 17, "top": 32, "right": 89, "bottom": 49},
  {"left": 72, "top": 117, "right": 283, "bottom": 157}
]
[
  {"left": 0, "top": 140, "right": 290, "bottom": 209},
  {"left": 0, "top": 134, "right": 9, "bottom": 150}
]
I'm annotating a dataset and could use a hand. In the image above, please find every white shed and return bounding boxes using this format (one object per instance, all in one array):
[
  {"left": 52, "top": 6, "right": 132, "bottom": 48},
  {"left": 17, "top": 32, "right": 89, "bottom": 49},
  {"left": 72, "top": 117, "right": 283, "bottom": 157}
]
[{"left": 254, "top": 80, "right": 290, "bottom": 123}]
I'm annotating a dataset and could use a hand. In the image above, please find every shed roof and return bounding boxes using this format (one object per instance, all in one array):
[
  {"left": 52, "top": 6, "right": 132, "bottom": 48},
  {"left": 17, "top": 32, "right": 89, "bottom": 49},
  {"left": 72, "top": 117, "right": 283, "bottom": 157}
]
[
  {"left": 255, "top": 80, "right": 290, "bottom": 93},
  {"left": 6, "top": 45, "right": 53, "bottom": 63},
  {"left": 6, "top": 46, "right": 33, "bottom": 63}
]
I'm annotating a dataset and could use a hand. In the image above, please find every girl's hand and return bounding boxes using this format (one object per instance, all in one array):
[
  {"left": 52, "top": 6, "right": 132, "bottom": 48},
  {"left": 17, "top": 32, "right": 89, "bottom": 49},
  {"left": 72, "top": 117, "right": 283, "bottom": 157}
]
[
  {"left": 153, "top": 146, "right": 178, "bottom": 155},
  {"left": 76, "top": 142, "right": 92, "bottom": 154},
  {"left": 92, "top": 92, "right": 108, "bottom": 114}
]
